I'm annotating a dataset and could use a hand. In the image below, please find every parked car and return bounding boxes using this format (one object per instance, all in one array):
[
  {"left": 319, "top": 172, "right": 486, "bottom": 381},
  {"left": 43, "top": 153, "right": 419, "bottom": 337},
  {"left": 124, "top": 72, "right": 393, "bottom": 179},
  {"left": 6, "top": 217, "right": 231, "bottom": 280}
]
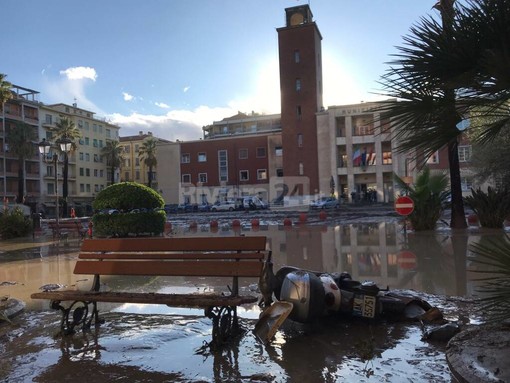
[
  {"left": 99, "top": 208, "right": 120, "bottom": 215},
  {"left": 309, "top": 197, "right": 339, "bottom": 210},
  {"left": 177, "top": 203, "right": 197, "bottom": 213},
  {"left": 235, "top": 196, "right": 268, "bottom": 210},
  {"left": 164, "top": 204, "right": 179, "bottom": 214},
  {"left": 198, "top": 203, "right": 212, "bottom": 212},
  {"left": 211, "top": 200, "right": 236, "bottom": 212}
]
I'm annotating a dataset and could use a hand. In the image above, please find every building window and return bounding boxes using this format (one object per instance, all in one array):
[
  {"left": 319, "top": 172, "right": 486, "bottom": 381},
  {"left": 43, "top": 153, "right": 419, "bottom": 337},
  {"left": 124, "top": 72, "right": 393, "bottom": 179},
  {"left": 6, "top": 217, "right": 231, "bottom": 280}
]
[
  {"left": 218, "top": 150, "right": 228, "bottom": 182},
  {"left": 275, "top": 146, "right": 283, "bottom": 156},
  {"left": 181, "top": 153, "right": 190, "bottom": 163},
  {"left": 297, "top": 134, "right": 303, "bottom": 147},
  {"left": 93, "top": 139, "right": 98, "bottom": 147},
  {"left": 426, "top": 151, "right": 439, "bottom": 164},
  {"left": 182, "top": 174, "right": 191, "bottom": 183},
  {"left": 257, "top": 169, "right": 267, "bottom": 180},
  {"left": 240, "top": 170, "right": 249, "bottom": 181},
  {"left": 85, "top": 137, "right": 90, "bottom": 145},
  {"left": 461, "top": 176, "right": 473, "bottom": 192},
  {"left": 276, "top": 168, "right": 284, "bottom": 177},
  {"left": 80, "top": 184, "right": 85, "bottom": 192},
  {"left": 198, "top": 152, "right": 207, "bottom": 162},
  {"left": 124, "top": 145, "right": 130, "bottom": 153},
  {"left": 294, "top": 50, "right": 300, "bottom": 63},
  {"left": 239, "top": 148, "right": 248, "bottom": 159},
  {"left": 135, "top": 170, "right": 140, "bottom": 180},
  {"left": 124, "top": 171, "right": 129, "bottom": 181},
  {"left": 106, "top": 128, "right": 111, "bottom": 138},
  {"left": 299, "top": 162, "right": 304, "bottom": 176},
  {"left": 45, "top": 114, "right": 52, "bottom": 124},
  {"left": 93, "top": 154, "right": 99, "bottom": 162},
  {"left": 86, "top": 184, "right": 91, "bottom": 192},
  {"left": 295, "top": 78, "right": 301, "bottom": 92},
  {"left": 198, "top": 173, "right": 207, "bottom": 183},
  {"left": 85, "top": 153, "right": 90, "bottom": 162},
  {"left": 458, "top": 145, "right": 472, "bottom": 162},
  {"left": 296, "top": 105, "right": 302, "bottom": 119},
  {"left": 79, "top": 152, "right": 84, "bottom": 161},
  {"left": 135, "top": 158, "right": 140, "bottom": 166},
  {"left": 94, "top": 169, "right": 98, "bottom": 177},
  {"left": 47, "top": 183, "right": 55, "bottom": 195},
  {"left": 383, "top": 151, "right": 393, "bottom": 165},
  {"left": 86, "top": 168, "right": 90, "bottom": 177},
  {"left": 256, "top": 147, "right": 266, "bottom": 158}
]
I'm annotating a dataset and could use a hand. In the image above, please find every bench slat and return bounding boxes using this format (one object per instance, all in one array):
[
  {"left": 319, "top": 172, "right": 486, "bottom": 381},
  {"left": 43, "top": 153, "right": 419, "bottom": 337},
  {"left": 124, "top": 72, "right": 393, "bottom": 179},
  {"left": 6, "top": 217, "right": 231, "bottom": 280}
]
[
  {"left": 30, "top": 290, "right": 258, "bottom": 308},
  {"left": 79, "top": 252, "right": 265, "bottom": 260},
  {"left": 79, "top": 237, "right": 267, "bottom": 252},
  {"left": 74, "top": 260, "right": 263, "bottom": 277}
]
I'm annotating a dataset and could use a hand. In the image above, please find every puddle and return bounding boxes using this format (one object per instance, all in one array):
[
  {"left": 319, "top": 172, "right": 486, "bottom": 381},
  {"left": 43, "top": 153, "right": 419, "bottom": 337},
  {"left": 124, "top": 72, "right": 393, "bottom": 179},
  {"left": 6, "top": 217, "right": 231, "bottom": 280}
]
[{"left": 1, "top": 219, "right": 504, "bottom": 382}]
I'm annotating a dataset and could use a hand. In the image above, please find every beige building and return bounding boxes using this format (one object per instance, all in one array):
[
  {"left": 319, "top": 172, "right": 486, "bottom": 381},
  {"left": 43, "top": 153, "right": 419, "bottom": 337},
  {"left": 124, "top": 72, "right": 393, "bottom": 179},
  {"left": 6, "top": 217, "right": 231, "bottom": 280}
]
[
  {"left": 119, "top": 131, "right": 171, "bottom": 192},
  {"left": 317, "top": 101, "right": 402, "bottom": 203},
  {"left": 39, "top": 103, "right": 120, "bottom": 216}
]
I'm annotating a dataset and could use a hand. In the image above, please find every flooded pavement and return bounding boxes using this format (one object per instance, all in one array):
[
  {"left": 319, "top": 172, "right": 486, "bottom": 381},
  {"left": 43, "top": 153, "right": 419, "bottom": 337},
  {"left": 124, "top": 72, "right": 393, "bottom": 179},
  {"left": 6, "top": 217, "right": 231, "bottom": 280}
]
[{"left": 1, "top": 209, "right": 508, "bottom": 382}]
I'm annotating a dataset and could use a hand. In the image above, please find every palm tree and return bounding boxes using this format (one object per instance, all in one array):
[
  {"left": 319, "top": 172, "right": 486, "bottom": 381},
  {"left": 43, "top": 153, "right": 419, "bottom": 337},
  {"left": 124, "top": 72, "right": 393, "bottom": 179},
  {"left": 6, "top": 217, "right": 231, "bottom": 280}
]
[
  {"left": 1, "top": 74, "right": 13, "bottom": 199},
  {"left": 138, "top": 136, "right": 158, "bottom": 188},
  {"left": 101, "top": 140, "right": 124, "bottom": 185},
  {"left": 395, "top": 167, "right": 450, "bottom": 231},
  {"left": 0, "top": 74, "right": 12, "bottom": 105},
  {"left": 7, "top": 122, "right": 37, "bottom": 203},
  {"left": 50, "top": 115, "right": 81, "bottom": 217}
]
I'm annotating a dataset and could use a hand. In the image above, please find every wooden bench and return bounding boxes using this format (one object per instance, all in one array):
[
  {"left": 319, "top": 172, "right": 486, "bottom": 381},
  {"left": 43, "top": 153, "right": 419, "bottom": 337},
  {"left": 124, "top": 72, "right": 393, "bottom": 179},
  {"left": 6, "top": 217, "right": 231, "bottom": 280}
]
[
  {"left": 48, "top": 219, "right": 87, "bottom": 240},
  {"left": 31, "top": 236, "right": 269, "bottom": 347}
]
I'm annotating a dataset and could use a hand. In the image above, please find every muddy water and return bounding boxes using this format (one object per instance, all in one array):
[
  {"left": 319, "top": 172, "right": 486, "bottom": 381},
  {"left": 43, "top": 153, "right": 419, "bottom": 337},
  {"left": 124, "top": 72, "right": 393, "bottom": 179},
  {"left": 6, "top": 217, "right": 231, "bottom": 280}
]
[{"left": 0, "top": 221, "right": 506, "bottom": 383}]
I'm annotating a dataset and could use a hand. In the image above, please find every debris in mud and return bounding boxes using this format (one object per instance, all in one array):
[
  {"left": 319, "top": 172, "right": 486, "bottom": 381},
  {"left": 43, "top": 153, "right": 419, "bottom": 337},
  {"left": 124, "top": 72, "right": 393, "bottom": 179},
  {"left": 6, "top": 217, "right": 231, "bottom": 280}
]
[
  {"left": 1, "top": 281, "right": 20, "bottom": 286},
  {"left": 39, "top": 284, "right": 67, "bottom": 291},
  {"left": 422, "top": 323, "right": 461, "bottom": 342}
]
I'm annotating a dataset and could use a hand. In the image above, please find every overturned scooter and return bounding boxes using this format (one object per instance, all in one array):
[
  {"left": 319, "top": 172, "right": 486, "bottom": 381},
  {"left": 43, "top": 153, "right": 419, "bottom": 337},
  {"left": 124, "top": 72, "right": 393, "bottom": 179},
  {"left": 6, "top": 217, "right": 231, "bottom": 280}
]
[{"left": 254, "top": 262, "right": 442, "bottom": 343}]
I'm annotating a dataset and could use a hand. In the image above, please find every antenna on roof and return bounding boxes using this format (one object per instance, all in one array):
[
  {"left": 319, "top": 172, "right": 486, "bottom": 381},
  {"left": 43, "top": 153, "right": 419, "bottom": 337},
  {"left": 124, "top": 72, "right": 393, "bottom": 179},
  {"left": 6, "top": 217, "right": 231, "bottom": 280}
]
[{"left": 73, "top": 97, "right": 77, "bottom": 108}]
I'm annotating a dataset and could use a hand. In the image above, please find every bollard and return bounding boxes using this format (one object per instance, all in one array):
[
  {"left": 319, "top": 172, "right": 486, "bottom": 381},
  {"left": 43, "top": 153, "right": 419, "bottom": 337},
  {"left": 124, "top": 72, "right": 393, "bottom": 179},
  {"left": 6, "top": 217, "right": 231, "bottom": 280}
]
[
  {"left": 299, "top": 213, "right": 307, "bottom": 223},
  {"left": 283, "top": 218, "right": 292, "bottom": 226},
  {"left": 87, "top": 221, "right": 93, "bottom": 238},
  {"left": 232, "top": 219, "right": 241, "bottom": 227},
  {"left": 251, "top": 219, "right": 260, "bottom": 231},
  {"left": 319, "top": 210, "right": 327, "bottom": 220}
]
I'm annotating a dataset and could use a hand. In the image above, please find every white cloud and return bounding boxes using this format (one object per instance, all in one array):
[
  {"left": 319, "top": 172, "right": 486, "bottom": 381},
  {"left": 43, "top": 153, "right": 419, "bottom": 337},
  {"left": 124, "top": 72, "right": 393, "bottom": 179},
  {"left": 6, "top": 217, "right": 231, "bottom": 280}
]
[
  {"left": 59, "top": 66, "right": 97, "bottom": 81},
  {"left": 183, "top": 86, "right": 190, "bottom": 93},
  {"left": 42, "top": 68, "right": 104, "bottom": 115},
  {"left": 155, "top": 102, "right": 170, "bottom": 109},
  {"left": 109, "top": 105, "right": 237, "bottom": 142},
  {"left": 123, "top": 92, "right": 134, "bottom": 101}
]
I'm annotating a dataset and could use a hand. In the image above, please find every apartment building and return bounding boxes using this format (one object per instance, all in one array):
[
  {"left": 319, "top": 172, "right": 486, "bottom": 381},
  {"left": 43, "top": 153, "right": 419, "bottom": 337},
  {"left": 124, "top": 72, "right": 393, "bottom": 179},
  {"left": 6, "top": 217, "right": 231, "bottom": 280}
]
[
  {"left": 39, "top": 103, "right": 120, "bottom": 216},
  {"left": 0, "top": 85, "right": 41, "bottom": 212},
  {"left": 119, "top": 131, "right": 171, "bottom": 191}
]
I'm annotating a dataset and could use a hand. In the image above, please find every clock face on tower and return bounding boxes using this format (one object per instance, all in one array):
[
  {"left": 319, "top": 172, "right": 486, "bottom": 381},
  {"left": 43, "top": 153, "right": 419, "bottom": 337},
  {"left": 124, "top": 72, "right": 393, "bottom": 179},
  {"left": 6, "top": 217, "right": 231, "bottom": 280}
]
[{"left": 290, "top": 12, "right": 304, "bottom": 26}]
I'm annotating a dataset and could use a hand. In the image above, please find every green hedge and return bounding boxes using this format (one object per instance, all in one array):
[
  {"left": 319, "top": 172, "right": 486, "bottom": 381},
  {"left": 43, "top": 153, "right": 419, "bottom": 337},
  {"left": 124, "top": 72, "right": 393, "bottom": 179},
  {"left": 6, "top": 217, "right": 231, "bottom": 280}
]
[
  {"left": 92, "top": 182, "right": 165, "bottom": 237},
  {"left": 0, "top": 208, "right": 32, "bottom": 239}
]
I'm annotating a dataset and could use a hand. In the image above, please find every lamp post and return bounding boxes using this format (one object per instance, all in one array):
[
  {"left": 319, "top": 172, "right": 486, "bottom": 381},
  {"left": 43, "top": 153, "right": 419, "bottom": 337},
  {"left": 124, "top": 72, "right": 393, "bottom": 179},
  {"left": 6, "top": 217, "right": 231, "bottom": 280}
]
[
  {"left": 58, "top": 137, "right": 73, "bottom": 218},
  {"left": 38, "top": 138, "right": 59, "bottom": 233}
]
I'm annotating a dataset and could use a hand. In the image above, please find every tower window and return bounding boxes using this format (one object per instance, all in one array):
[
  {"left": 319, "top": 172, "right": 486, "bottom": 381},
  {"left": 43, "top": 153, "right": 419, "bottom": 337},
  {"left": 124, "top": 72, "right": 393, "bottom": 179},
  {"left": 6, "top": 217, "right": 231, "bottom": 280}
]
[
  {"left": 294, "top": 50, "right": 300, "bottom": 63},
  {"left": 297, "top": 134, "right": 303, "bottom": 147},
  {"left": 296, "top": 105, "right": 302, "bottom": 119},
  {"left": 295, "top": 78, "right": 301, "bottom": 92},
  {"left": 299, "top": 162, "right": 304, "bottom": 176}
]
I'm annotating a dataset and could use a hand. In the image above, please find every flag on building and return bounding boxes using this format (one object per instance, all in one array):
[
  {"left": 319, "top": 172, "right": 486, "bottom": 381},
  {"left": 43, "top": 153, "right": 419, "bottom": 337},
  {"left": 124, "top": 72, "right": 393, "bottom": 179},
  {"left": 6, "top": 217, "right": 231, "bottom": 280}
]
[{"left": 352, "top": 148, "right": 361, "bottom": 166}]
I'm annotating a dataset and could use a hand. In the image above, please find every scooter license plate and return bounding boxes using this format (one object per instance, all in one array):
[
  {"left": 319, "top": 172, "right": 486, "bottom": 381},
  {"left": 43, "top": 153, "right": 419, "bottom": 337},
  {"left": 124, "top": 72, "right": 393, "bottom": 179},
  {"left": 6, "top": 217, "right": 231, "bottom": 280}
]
[{"left": 353, "top": 294, "right": 377, "bottom": 318}]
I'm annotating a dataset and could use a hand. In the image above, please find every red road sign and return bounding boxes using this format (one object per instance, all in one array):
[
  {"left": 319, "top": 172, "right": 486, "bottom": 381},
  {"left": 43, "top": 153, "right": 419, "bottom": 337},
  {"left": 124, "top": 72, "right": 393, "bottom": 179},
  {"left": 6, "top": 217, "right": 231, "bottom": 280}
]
[
  {"left": 398, "top": 250, "right": 417, "bottom": 270},
  {"left": 395, "top": 196, "right": 414, "bottom": 216}
]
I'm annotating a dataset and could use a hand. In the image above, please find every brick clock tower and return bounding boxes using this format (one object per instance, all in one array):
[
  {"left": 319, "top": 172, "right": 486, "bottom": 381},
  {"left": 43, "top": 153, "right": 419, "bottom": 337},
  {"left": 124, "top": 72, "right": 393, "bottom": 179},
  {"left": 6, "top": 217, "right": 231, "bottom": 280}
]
[{"left": 277, "top": 4, "right": 323, "bottom": 195}]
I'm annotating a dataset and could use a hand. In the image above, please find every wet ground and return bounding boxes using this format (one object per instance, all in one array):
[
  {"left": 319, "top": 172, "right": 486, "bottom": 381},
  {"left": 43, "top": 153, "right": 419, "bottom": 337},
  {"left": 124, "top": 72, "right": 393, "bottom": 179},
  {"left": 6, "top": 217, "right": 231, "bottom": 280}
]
[{"left": 1, "top": 205, "right": 508, "bottom": 382}]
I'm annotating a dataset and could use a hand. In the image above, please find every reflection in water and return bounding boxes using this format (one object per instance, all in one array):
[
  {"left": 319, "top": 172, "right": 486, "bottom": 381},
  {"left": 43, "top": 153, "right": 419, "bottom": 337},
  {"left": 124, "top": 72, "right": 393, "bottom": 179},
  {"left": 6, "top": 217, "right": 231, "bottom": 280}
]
[{"left": 0, "top": 223, "right": 507, "bottom": 382}]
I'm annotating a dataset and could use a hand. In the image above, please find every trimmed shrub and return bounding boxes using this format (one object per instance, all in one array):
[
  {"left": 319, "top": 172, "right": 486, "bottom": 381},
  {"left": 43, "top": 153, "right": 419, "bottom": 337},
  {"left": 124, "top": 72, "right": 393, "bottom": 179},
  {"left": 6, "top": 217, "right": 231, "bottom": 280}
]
[
  {"left": 92, "top": 182, "right": 165, "bottom": 237},
  {"left": 0, "top": 208, "right": 32, "bottom": 239}
]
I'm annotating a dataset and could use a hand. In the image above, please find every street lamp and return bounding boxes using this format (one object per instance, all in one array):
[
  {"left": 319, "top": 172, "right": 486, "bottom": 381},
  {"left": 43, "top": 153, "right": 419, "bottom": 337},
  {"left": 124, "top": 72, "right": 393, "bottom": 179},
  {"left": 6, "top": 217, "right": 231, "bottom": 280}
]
[
  {"left": 38, "top": 138, "right": 59, "bottom": 232},
  {"left": 57, "top": 137, "right": 73, "bottom": 218}
]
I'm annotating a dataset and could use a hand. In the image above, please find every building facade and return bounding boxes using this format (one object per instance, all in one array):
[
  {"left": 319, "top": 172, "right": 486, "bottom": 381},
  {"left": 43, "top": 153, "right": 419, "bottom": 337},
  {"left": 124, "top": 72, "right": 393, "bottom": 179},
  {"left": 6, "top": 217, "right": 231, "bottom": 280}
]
[
  {"left": 39, "top": 103, "right": 121, "bottom": 216},
  {"left": 0, "top": 85, "right": 41, "bottom": 211},
  {"left": 278, "top": 5, "right": 324, "bottom": 195}
]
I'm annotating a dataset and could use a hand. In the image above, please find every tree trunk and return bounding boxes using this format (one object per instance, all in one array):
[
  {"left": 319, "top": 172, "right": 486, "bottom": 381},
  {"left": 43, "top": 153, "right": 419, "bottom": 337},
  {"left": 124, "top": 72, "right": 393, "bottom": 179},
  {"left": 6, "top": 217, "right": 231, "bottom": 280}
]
[
  {"left": 62, "top": 155, "right": 68, "bottom": 218},
  {"left": 448, "top": 140, "right": 467, "bottom": 228},
  {"left": 17, "top": 164, "right": 24, "bottom": 204},
  {"left": 110, "top": 164, "right": 115, "bottom": 185}
]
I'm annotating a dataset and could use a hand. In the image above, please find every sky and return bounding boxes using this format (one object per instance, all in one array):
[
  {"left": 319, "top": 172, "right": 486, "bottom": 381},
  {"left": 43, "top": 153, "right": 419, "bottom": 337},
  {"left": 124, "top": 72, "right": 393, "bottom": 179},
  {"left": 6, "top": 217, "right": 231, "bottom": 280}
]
[{"left": 2, "top": 1, "right": 441, "bottom": 142}]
